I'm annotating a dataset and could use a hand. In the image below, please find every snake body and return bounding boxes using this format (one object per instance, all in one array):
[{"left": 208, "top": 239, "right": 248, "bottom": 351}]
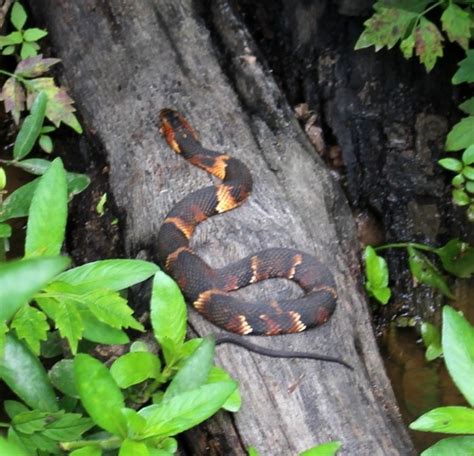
[{"left": 157, "top": 109, "right": 337, "bottom": 336}]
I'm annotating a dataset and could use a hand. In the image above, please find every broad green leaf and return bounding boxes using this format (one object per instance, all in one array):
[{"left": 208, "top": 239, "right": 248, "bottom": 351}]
[
  {"left": 421, "top": 322, "right": 442, "bottom": 361},
  {"left": 410, "top": 406, "right": 474, "bottom": 434},
  {"left": 0, "top": 436, "right": 28, "bottom": 456},
  {"left": 299, "top": 441, "right": 342, "bottom": 456},
  {"left": 74, "top": 354, "right": 127, "bottom": 437},
  {"left": 440, "top": 3, "right": 470, "bottom": 50},
  {"left": 364, "top": 246, "right": 391, "bottom": 304},
  {"left": 81, "top": 310, "right": 130, "bottom": 345},
  {"left": 20, "top": 41, "right": 37, "bottom": 59},
  {"left": 13, "top": 91, "right": 47, "bottom": 160},
  {"left": 56, "top": 259, "right": 158, "bottom": 292},
  {"left": 408, "top": 247, "right": 453, "bottom": 298},
  {"left": 436, "top": 239, "right": 474, "bottom": 278},
  {"left": 462, "top": 145, "right": 474, "bottom": 166},
  {"left": 150, "top": 271, "right": 187, "bottom": 350},
  {"left": 438, "top": 158, "right": 462, "bottom": 172},
  {"left": 452, "top": 188, "right": 470, "bottom": 206},
  {"left": 208, "top": 366, "right": 241, "bottom": 412},
  {"left": 119, "top": 439, "right": 150, "bottom": 456},
  {"left": 164, "top": 337, "right": 214, "bottom": 400},
  {"left": 23, "top": 28, "right": 47, "bottom": 42},
  {"left": 110, "top": 352, "right": 161, "bottom": 388},
  {"left": 120, "top": 408, "right": 147, "bottom": 438},
  {"left": 414, "top": 18, "right": 443, "bottom": 72},
  {"left": 25, "top": 157, "right": 67, "bottom": 258},
  {"left": 49, "top": 359, "right": 78, "bottom": 398},
  {"left": 0, "top": 222, "right": 11, "bottom": 238},
  {"left": 39, "top": 135, "right": 53, "bottom": 153},
  {"left": 70, "top": 447, "right": 102, "bottom": 456},
  {"left": 0, "top": 334, "right": 58, "bottom": 411},
  {"left": 442, "top": 306, "right": 474, "bottom": 406},
  {"left": 11, "top": 305, "right": 49, "bottom": 354},
  {"left": 1, "top": 77, "right": 25, "bottom": 124},
  {"left": 452, "top": 174, "right": 465, "bottom": 188},
  {"left": 446, "top": 117, "right": 474, "bottom": 151},
  {"left": 452, "top": 50, "right": 474, "bottom": 85},
  {"left": 138, "top": 381, "right": 237, "bottom": 438},
  {"left": 15, "top": 54, "right": 60, "bottom": 78},
  {"left": 0, "top": 31, "right": 23, "bottom": 46},
  {"left": 459, "top": 98, "right": 474, "bottom": 115},
  {"left": 463, "top": 166, "right": 474, "bottom": 180},
  {"left": 2, "top": 45, "right": 15, "bottom": 55},
  {"left": 422, "top": 436, "right": 474, "bottom": 456},
  {"left": 354, "top": 6, "right": 416, "bottom": 51},
  {"left": 0, "top": 256, "right": 69, "bottom": 321},
  {"left": 4, "top": 400, "right": 29, "bottom": 419},
  {"left": 11, "top": 2, "right": 27, "bottom": 30}
]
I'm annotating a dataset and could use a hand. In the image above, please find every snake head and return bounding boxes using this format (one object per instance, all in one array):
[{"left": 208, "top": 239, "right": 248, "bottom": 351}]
[{"left": 159, "top": 109, "right": 198, "bottom": 154}]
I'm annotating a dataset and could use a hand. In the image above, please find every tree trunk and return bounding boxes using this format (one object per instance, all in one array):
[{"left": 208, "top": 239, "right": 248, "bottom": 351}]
[{"left": 29, "top": 1, "right": 415, "bottom": 454}]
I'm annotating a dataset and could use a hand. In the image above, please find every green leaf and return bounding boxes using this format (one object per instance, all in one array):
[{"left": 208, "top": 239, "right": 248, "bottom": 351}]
[
  {"left": 150, "top": 271, "right": 187, "bottom": 351},
  {"left": 39, "top": 135, "right": 53, "bottom": 153},
  {"left": 442, "top": 306, "right": 474, "bottom": 406},
  {"left": 0, "top": 178, "right": 39, "bottom": 222},
  {"left": 2, "top": 45, "right": 16, "bottom": 55},
  {"left": 414, "top": 18, "right": 444, "bottom": 72},
  {"left": 299, "top": 441, "right": 342, "bottom": 456},
  {"left": 49, "top": 359, "right": 78, "bottom": 398},
  {"left": 15, "top": 54, "right": 60, "bottom": 78},
  {"left": 0, "top": 334, "right": 58, "bottom": 411},
  {"left": 248, "top": 448, "right": 259, "bottom": 456},
  {"left": 463, "top": 166, "right": 474, "bottom": 180},
  {"left": 466, "top": 181, "right": 474, "bottom": 194},
  {"left": 138, "top": 382, "right": 237, "bottom": 438},
  {"left": 1, "top": 77, "right": 25, "bottom": 124},
  {"left": 25, "top": 157, "right": 67, "bottom": 258},
  {"left": 459, "top": 98, "right": 474, "bottom": 115},
  {"left": 0, "top": 222, "right": 12, "bottom": 238},
  {"left": 407, "top": 246, "right": 453, "bottom": 298},
  {"left": 0, "top": 167, "right": 5, "bottom": 190},
  {"left": 96, "top": 193, "right": 107, "bottom": 216},
  {"left": 440, "top": 3, "right": 470, "bottom": 50},
  {"left": 451, "top": 174, "right": 465, "bottom": 188},
  {"left": 164, "top": 337, "right": 215, "bottom": 400},
  {"left": 436, "top": 239, "right": 474, "bottom": 278},
  {"left": 0, "top": 256, "right": 69, "bottom": 321},
  {"left": 438, "top": 158, "right": 462, "bottom": 172},
  {"left": 119, "top": 439, "right": 150, "bottom": 456},
  {"left": 11, "top": 2, "right": 27, "bottom": 30},
  {"left": 462, "top": 145, "right": 474, "bottom": 166},
  {"left": 110, "top": 352, "right": 161, "bottom": 388},
  {"left": 410, "top": 406, "right": 474, "bottom": 434},
  {"left": 0, "top": 31, "right": 23, "bottom": 46},
  {"left": 81, "top": 310, "right": 130, "bottom": 345},
  {"left": 400, "top": 31, "right": 415, "bottom": 59},
  {"left": 452, "top": 188, "right": 470, "bottom": 206},
  {"left": 447, "top": 117, "right": 474, "bottom": 151},
  {"left": 13, "top": 90, "right": 47, "bottom": 160},
  {"left": 74, "top": 354, "right": 127, "bottom": 437},
  {"left": 121, "top": 408, "right": 147, "bottom": 439},
  {"left": 363, "top": 246, "right": 391, "bottom": 304},
  {"left": 452, "top": 50, "right": 474, "bottom": 85},
  {"left": 23, "top": 28, "right": 48, "bottom": 42},
  {"left": 0, "top": 436, "right": 28, "bottom": 456},
  {"left": 354, "top": 6, "right": 416, "bottom": 51},
  {"left": 422, "top": 436, "right": 474, "bottom": 456},
  {"left": 207, "top": 366, "right": 241, "bottom": 412},
  {"left": 70, "top": 447, "right": 102, "bottom": 456},
  {"left": 56, "top": 259, "right": 159, "bottom": 292},
  {"left": 421, "top": 322, "right": 442, "bottom": 361},
  {"left": 4, "top": 400, "right": 29, "bottom": 419},
  {"left": 50, "top": 298, "right": 84, "bottom": 354},
  {"left": 11, "top": 305, "right": 49, "bottom": 354},
  {"left": 20, "top": 41, "right": 37, "bottom": 59}
]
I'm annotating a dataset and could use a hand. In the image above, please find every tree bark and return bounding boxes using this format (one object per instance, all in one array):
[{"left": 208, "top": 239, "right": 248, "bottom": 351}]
[{"left": 29, "top": 1, "right": 415, "bottom": 454}]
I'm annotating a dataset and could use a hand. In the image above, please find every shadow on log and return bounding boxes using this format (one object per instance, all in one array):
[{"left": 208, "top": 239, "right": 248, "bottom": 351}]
[{"left": 29, "top": 1, "right": 415, "bottom": 454}]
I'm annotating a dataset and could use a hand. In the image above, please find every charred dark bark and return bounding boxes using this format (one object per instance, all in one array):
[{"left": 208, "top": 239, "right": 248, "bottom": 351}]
[{"left": 29, "top": 1, "right": 415, "bottom": 454}]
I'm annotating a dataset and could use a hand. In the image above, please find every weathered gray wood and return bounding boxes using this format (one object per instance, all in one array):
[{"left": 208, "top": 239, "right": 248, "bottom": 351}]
[{"left": 30, "top": 1, "right": 414, "bottom": 454}]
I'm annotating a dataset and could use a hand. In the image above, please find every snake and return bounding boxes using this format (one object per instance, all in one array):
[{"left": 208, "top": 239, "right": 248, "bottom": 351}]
[{"left": 157, "top": 109, "right": 348, "bottom": 368}]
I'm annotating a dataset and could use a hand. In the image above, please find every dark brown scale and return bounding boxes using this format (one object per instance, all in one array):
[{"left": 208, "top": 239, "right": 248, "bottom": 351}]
[{"left": 158, "top": 109, "right": 337, "bottom": 336}]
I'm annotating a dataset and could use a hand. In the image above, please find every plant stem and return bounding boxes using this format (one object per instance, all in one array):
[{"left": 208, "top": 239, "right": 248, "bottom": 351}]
[
  {"left": 60, "top": 436, "right": 122, "bottom": 451},
  {"left": 0, "top": 422, "right": 10, "bottom": 428},
  {"left": 374, "top": 242, "right": 437, "bottom": 253},
  {"left": 0, "top": 68, "right": 34, "bottom": 89}
]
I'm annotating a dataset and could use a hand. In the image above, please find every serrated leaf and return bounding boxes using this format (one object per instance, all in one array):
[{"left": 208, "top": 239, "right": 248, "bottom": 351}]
[
  {"left": 13, "top": 90, "right": 47, "bottom": 160},
  {"left": 11, "top": 305, "right": 49, "bottom": 354},
  {"left": 0, "top": 334, "right": 58, "bottom": 411},
  {"left": 12, "top": 410, "right": 48, "bottom": 434},
  {"left": 459, "top": 97, "right": 474, "bottom": 115},
  {"left": 11, "top": 2, "right": 27, "bottom": 30},
  {"left": 442, "top": 306, "right": 474, "bottom": 406},
  {"left": 407, "top": 246, "right": 453, "bottom": 298},
  {"left": 25, "top": 157, "right": 67, "bottom": 258},
  {"left": 20, "top": 42, "right": 37, "bottom": 59},
  {"left": 50, "top": 299, "right": 84, "bottom": 354},
  {"left": 110, "top": 352, "right": 161, "bottom": 389},
  {"left": 15, "top": 54, "right": 60, "bottom": 78},
  {"left": 446, "top": 116, "right": 474, "bottom": 151},
  {"left": 414, "top": 18, "right": 443, "bottom": 72},
  {"left": 23, "top": 28, "right": 47, "bottom": 42},
  {"left": 42, "top": 412, "right": 93, "bottom": 441},
  {"left": 0, "top": 256, "right": 69, "bottom": 321},
  {"left": 440, "top": 3, "right": 470, "bottom": 50},
  {"left": 452, "top": 50, "right": 474, "bottom": 85},
  {"left": 355, "top": 6, "right": 416, "bottom": 51},
  {"left": 74, "top": 354, "right": 127, "bottom": 437},
  {"left": 422, "top": 436, "right": 474, "bottom": 456},
  {"left": 55, "top": 259, "right": 158, "bottom": 292},
  {"left": 1, "top": 77, "right": 25, "bottom": 124},
  {"left": 400, "top": 31, "right": 415, "bottom": 59}
]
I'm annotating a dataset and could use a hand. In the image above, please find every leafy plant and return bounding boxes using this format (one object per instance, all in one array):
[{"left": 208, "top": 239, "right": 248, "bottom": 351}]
[
  {"left": 356, "top": 1, "right": 474, "bottom": 220},
  {"left": 248, "top": 441, "right": 342, "bottom": 456},
  {"left": 409, "top": 306, "right": 474, "bottom": 455}
]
